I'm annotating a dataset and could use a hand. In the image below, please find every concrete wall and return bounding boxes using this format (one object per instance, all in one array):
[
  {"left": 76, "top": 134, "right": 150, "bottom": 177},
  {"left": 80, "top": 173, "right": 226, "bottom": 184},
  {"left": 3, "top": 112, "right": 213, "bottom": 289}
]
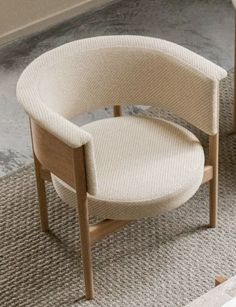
[{"left": 0, "top": 0, "right": 111, "bottom": 45}]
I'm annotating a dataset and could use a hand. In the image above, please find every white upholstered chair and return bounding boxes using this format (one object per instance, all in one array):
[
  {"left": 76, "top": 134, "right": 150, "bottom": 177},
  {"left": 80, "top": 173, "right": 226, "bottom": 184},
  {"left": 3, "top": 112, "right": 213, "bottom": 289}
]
[{"left": 17, "top": 36, "right": 227, "bottom": 299}]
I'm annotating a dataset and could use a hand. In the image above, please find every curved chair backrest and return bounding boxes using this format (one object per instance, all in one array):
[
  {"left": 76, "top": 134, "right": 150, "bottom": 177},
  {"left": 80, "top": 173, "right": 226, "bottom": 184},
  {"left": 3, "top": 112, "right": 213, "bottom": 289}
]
[
  {"left": 17, "top": 36, "right": 226, "bottom": 134},
  {"left": 17, "top": 36, "right": 227, "bottom": 194}
]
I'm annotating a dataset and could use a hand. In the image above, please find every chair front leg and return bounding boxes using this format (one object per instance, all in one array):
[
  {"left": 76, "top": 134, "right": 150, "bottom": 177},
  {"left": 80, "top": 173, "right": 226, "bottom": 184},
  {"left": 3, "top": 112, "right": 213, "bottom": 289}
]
[
  {"left": 73, "top": 148, "right": 94, "bottom": 300},
  {"left": 77, "top": 197, "right": 94, "bottom": 300},
  {"left": 208, "top": 134, "right": 219, "bottom": 228},
  {"left": 33, "top": 153, "right": 49, "bottom": 232},
  {"left": 30, "top": 119, "right": 94, "bottom": 298}
]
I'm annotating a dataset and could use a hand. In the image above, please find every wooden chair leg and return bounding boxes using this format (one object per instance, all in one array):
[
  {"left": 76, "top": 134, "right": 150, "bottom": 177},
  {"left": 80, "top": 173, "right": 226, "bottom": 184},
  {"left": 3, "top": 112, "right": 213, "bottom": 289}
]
[
  {"left": 113, "top": 105, "right": 122, "bottom": 117},
  {"left": 209, "top": 134, "right": 219, "bottom": 228},
  {"left": 33, "top": 153, "right": 49, "bottom": 232},
  {"left": 209, "top": 178, "right": 218, "bottom": 228},
  {"left": 77, "top": 199, "right": 94, "bottom": 300},
  {"left": 73, "top": 148, "right": 94, "bottom": 300}
]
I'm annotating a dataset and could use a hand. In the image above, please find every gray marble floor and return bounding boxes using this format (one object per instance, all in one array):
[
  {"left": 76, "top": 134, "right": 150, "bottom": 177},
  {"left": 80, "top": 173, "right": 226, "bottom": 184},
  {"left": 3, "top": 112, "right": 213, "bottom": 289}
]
[{"left": 0, "top": 0, "right": 234, "bottom": 176}]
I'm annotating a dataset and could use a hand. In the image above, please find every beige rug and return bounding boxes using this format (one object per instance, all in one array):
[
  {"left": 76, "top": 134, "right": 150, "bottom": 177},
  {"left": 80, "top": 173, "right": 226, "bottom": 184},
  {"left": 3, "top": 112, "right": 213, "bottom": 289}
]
[{"left": 1, "top": 71, "right": 236, "bottom": 307}]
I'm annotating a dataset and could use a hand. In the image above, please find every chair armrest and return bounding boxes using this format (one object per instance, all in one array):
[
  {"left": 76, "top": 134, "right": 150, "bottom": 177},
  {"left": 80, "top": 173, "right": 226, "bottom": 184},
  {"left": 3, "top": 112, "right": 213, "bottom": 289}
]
[{"left": 16, "top": 86, "right": 97, "bottom": 195}]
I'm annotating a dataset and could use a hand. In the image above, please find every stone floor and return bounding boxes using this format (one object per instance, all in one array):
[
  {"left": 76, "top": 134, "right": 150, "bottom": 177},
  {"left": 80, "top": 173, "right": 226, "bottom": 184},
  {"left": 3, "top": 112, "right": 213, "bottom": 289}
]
[{"left": 0, "top": 0, "right": 234, "bottom": 176}]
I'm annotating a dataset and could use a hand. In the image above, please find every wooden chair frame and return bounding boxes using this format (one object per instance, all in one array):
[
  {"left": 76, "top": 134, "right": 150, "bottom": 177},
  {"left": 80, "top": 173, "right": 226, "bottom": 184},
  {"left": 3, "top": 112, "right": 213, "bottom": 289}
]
[{"left": 30, "top": 105, "right": 219, "bottom": 300}]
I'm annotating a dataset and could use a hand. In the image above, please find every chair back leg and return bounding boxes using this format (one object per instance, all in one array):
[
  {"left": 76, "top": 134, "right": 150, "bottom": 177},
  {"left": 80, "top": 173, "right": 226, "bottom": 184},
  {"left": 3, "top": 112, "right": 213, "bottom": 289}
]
[
  {"left": 208, "top": 134, "right": 219, "bottom": 228},
  {"left": 113, "top": 105, "right": 122, "bottom": 117}
]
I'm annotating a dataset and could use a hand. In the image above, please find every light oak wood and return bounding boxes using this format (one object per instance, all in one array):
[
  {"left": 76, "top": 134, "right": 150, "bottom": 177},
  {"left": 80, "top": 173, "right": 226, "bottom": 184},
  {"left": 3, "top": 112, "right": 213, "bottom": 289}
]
[
  {"left": 31, "top": 120, "right": 77, "bottom": 189},
  {"left": 73, "top": 147, "right": 94, "bottom": 300},
  {"left": 90, "top": 219, "right": 130, "bottom": 245},
  {"left": 41, "top": 168, "right": 52, "bottom": 181},
  {"left": 31, "top": 120, "right": 94, "bottom": 299},
  {"left": 215, "top": 276, "right": 227, "bottom": 287},
  {"left": 33, "top": 153, "right": 49, "bottom": 232},
  {"left": 208, "top": 134, "right": 219, "bottom": 228},
  {"left": 113, "top": 105, "right": 122, "bottom": 117},
  {"left": 202, "top": 165, "right": 213, "bottom": 184},
  {"left": 30, "top": 120, "right": 49, "bottom": 232}
]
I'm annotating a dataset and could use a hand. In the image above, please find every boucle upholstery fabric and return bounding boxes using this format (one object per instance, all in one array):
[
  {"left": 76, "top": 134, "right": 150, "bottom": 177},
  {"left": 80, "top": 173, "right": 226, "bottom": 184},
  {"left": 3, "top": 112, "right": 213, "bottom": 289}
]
[
  {"left": 16, "top": 36, "right": 226, "bottom": 217},
  {"left": 17, "top": 36, "right": 226, "bottom": 136},
  {"left": 52, "top": 116, "right": 205, "bottom": 219}
]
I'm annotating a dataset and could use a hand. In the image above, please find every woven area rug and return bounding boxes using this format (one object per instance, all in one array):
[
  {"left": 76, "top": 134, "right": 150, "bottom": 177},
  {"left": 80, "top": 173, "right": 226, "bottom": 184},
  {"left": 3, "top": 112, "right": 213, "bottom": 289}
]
[{"left": 1, "top": 70, "right": 236, "bottom": 307}]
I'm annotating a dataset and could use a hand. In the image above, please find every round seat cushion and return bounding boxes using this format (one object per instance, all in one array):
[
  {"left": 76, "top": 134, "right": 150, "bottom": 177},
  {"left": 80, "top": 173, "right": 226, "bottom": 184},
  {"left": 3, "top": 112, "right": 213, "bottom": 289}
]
[{"left": 51, "top": 116, "right": 205, "bottom": 220}]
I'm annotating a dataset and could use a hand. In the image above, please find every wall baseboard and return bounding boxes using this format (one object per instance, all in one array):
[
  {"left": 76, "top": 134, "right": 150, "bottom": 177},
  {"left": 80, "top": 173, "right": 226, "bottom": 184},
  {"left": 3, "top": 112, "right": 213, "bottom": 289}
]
[{"left": 0, "top": 0, "right": 113, "bottom": 47}]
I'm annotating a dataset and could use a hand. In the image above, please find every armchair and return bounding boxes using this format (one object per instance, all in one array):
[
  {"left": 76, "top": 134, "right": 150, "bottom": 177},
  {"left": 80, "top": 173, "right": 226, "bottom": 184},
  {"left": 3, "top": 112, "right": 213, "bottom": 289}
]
[{"left": 17, "top": 35, "right": 227, "bottom": 299}]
